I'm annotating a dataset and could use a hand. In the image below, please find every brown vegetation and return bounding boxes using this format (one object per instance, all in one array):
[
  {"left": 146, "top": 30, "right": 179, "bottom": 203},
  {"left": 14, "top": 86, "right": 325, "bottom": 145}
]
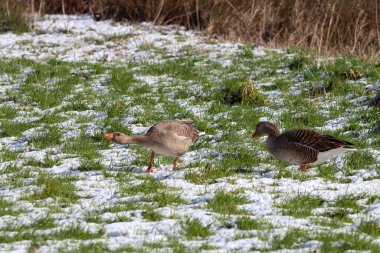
[
  {"left": 1, "top": 0, "right": 380, "bottom": 59},
  {"left": 0, "top": 0, "right": 29, "bottom": 33}
]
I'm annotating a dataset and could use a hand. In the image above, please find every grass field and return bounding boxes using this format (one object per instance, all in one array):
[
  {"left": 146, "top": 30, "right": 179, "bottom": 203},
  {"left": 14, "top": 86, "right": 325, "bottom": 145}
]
[{"left": 0, "top": 15, "right": 379, "bottom": 252}]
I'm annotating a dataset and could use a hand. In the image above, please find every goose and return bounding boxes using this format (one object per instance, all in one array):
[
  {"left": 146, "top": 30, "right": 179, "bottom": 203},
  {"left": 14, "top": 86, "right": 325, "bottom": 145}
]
[
  {"left": 251, "top": 121, "right": 355, "bottom": 171},
  {"left": 104, "top": 120, "right": 200, "bottom": 173}
]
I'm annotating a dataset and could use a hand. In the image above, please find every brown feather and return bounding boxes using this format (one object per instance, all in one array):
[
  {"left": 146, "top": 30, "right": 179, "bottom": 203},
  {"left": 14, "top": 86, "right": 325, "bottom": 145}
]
[
  {"left": 253, "top": 121, "right": 355, "bottom": 167},
  {"left": 283, "top": 129, "right": 354, "bottom": 152},
  {"left": 105, "top": 119, "right": 200, "bottom": 172},
  {"left": 146, "top": 120, "right": 199, "bottom": 143}
]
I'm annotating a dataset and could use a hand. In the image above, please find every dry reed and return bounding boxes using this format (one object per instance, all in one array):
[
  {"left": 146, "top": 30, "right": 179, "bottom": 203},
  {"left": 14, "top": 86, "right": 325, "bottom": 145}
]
[{"left": 2, "top": 0, "right": 380, "bottom": 59}]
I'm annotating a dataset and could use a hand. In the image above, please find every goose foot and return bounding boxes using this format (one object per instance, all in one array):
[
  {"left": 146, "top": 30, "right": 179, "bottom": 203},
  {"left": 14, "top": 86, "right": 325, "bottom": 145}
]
[
  {"left": 146, "top": 166, "right": 154, "bottom": 173},
  {"left": 299, "top": 164, "right": 308, "bottom": 172},
  {"left": 172, "top": 157, "right": 179, "bottom": 171},
  {"left": 146, "top": 151, "right": 156, "bottom": 173}
]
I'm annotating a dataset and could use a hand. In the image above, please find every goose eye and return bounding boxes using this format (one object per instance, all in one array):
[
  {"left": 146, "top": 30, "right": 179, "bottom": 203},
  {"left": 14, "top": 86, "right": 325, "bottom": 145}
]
[{"left": 116, "top": 133, "right": 120, "bottom": 136}]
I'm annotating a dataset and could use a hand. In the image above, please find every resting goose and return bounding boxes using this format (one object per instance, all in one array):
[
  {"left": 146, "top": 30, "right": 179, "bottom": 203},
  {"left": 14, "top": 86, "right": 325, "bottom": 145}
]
[
  {"left": 251, "top": 121, "right": 355, "bottom": 171},
  {"left": 104, "top": 120, "right": 199, "bottom": 173}
]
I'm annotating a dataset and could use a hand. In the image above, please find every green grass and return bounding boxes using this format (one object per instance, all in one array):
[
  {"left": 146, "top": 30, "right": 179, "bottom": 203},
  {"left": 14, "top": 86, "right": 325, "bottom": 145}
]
[
  {"left": 65, "top": 243, "right": 107, "bottom": 253},
  {"left": 220, "top": 146, "right": 265, "bottom": 171},
  {"left": 199, "top": 243, "right": 216, "bottom": 250},
  {"left": 62, "top": 101, "right": 91, "bottom": 111},
  {"left": 0, "top": 28, "right": 379, "bottom": 253},
  {"left": 54, "top": 225, "right": 105, "bottom": 240},
  {"left": 278, "top": 193, "right": 325, "bottom": 218},
  {"left": 181, "top": 217, "right": 213, "bottom": 239},
  {"left": 345, "top": 151, "right": 376, "bottom": 172},
  {"left": 34, "top": 114, "right": 66, "bottom": 125},
  {"left": 0, "top": 120, "right": 31, "bottom": 137},
  {"left": 24, "top": 156, "right": 61, "bottom": 168},
  {"left": 302, "top": 58, "right": 368, "bottom": 96},
  {"left": 31, "top": 216, "right": 55, "bottom": 229},
  {"left": 269, "top": 229, "right": 380, "bottom": 252},
  {"left": 105, "top": 33, "right": 134, "bottom": 42},
  {"left": 34, "top": 173, "right": 78, "bottom": 202},
  {"left": 120, "top": 176, "right": 166, "bottom": 196},
  {"left": 112, "top": 246, "right": 146, "bottom": 253},
  {"left": 0, "top": 197, "right": 13, "bottom": 216},
  {"left": 357, "top": 220, "right": 380, "bottom": 237},
  {"left": 143, "top": 241, "right": 165, "bottom": 250},
  {"left": 1, "top": 163, "right": 20, "bottom": 174},
  {"left": 317, "top": 232, "right": 380, "bottom": 252},
  {"left": 236, "top": 216, "right": 263, "bottom": 230},
  {"left": 322, "top": 208, "right": 352, "bottom": 223},
  {"left": 222, "top": 80, "right": 266, "bottom": 106},
  {"left": 317, "top": 165, "right": 338, "bottom": 182},
  {"left": 311, "top": 217, "right": 342, "bottom": 229},
  {"left": 108, "top": 67, "right": 136, "bottom": 92},
  {"left": 142, "top": 206, "right": 163, "bottom": 221},
  {"left": 78, "top": 159, "right": 107, "bottom": 171},
  {"left": 16, "top": 61, "right": 84, "bottom": 109},
  {"left": 271, "top": 224, "right": 379, "bottom": 252},
  {"left": 30, "top": 125, "right": 62, "bottom": 149},
  {"left": 366, "top": 195, "right": 380, "bottom": 205},
  {"left": 0, "top": 106, "right": 18, "bottom": 119},
  {"left": 275, "top": 168, "right": 311, "bottom": 181},
  {"left": 185, "top": 166, "right": 234, "bottom": 184},
  {"left": 0, "top": 224, "right": 104, "bottom": 244},
  {"left": 1, "top": 167, "right": 33, "bottom": 189},
  {"left": 167, "top": 237, "right": 190, "bottom": 253},
  {"left": 271, "top": 229, "right": 308, "bottom": 250},
  {"left": 334, "top": 194, "right": 364, "bottom": 212},
  {"left": 288, "top": 53, "right": 313, "bottom": 71},
  {"left": 279, "top": 96, "right": 329, "bottom": 128},
  {"left": 120, "top": 175, "right": 186, "bottom": 207},
  {"left": 139, "top": 56, "right": 202, "bottom": 81},
  {"left": 207, "top": 190, "right": 249, "bottom": 215},
  {"left": 0, "top": 148, "right": 19, "bottom": 162},
  {"left": 138, "top": 42, "right": 156, "bottom": 51},
  {"left": 101, "top": 201, "right": 145, "bottom": 214},
  {"left": 61, "top": 134, "right": 102, "bottom": 159},
  {"left": 143, "top": 190, "right": 186, "bottom": 207}
]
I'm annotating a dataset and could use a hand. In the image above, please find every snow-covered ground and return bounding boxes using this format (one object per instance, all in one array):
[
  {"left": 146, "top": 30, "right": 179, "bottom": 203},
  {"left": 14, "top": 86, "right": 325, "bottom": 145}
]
[
  {"left": 0, "top": 15, "right": 245, "bottom": 64},
  {"left": 0, "top": 15, "right": 379, "bottom": 252}
]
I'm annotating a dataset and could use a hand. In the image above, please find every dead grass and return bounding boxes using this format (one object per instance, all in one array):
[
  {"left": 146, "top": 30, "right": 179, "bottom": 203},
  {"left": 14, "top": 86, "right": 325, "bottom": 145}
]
[
  {"left": 2, "top": 0, "right": 380, "bottom": 59},
  {"left": 0, "top": 0, "right": 29, "bottom": 33}
]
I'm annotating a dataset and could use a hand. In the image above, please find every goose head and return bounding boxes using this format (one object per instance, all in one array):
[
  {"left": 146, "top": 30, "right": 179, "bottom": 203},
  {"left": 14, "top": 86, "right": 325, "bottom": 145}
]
[
  {"left": 103, "top": 132, "right": 129, "bottom": 144},
  {"left": 252, "top": 121, "right": 280, "bottom": 138}
]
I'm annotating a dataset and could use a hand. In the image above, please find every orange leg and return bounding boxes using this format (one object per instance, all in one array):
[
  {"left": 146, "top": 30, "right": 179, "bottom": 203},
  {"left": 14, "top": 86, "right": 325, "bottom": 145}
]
[
  {"left": 172, "top": 157, "right": 180, "bottom": 171},
  {"left": 299, "top": 164, "right": 308, "bottom": 172},
  {"left": 146, "top": 151, "right": 156, "bottom": 173}
]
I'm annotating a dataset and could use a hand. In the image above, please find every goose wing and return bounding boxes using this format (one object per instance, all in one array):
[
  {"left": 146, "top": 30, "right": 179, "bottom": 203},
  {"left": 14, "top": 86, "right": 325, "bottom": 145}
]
[
  {"left": 147, "top": 120, "right": 200, "bottom": 143},
  {"left": 282, "top": 129, "right": 354, "bottom": 152},
  {"left": 271, "top": 141, "right": 319, "bottom": 164}
]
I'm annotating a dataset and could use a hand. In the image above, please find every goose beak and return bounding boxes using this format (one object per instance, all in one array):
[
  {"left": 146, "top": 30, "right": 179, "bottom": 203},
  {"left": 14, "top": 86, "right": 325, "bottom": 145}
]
[
  {"left": 104, "top": 133, "right": 113, "bottom": 140},
  {"left": 251, "top": 130, "right": 260, "bottom": 139}
]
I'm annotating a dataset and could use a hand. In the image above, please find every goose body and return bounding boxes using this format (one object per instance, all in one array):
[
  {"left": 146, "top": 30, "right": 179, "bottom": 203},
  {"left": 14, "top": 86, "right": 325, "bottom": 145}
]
[
  {"left": 104, "top": 120, "right": 199, "bottom": 172},
  {"left": 252, "top": 121, "right": 355, "bottom": 171}
]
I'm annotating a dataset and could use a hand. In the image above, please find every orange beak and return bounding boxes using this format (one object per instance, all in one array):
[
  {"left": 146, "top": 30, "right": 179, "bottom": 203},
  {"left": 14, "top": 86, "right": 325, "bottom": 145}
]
[
  {"left": 104, "top": 133, "right": 113, "bottom": 140},
  {"left": 251, "top": 130, "right": 260, "bottom": 139}
]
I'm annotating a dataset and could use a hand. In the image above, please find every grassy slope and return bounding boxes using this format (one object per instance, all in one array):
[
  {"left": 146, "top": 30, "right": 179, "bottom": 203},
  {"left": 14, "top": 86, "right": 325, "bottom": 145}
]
[{"left": 0, "top": 31, "right": 379, "bottom": 252}]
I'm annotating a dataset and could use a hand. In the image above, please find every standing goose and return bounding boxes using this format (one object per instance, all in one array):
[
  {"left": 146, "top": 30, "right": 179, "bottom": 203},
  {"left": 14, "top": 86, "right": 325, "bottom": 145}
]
[
  {"left": 104, "top": 120, "right": 200, "bottom": 173},
  {"left": 251, "top": 121, "right": 355, "bottom": 171}
]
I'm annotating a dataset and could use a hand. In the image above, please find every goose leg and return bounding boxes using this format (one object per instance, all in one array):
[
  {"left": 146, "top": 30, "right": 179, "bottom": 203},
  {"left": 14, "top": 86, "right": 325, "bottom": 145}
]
[
  {"left": 299, "top": 164, "right": 308, "bottom": 172},
  {"left": 146, "top": 151, "right": 156, "bottom": 173},
  {"left": 172, "top": 157, "right": 180, "bottom": 171}
]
